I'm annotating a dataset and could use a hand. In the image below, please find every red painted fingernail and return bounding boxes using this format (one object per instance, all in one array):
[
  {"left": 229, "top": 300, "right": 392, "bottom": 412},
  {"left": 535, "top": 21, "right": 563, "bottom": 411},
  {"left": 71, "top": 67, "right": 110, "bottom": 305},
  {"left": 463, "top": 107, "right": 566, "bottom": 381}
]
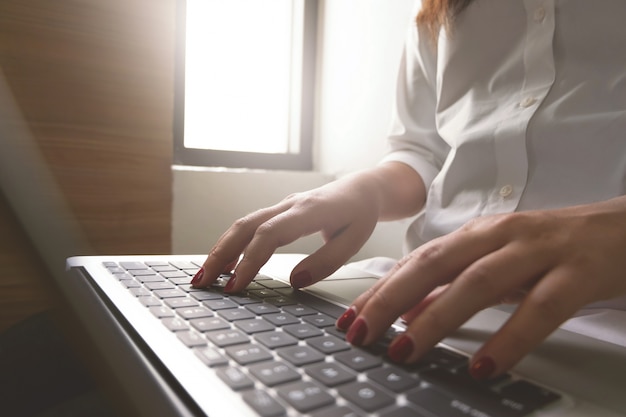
[
  {"left": 224, "top": 274, "right": 237, "bottom": 293},
  {"left": 191, "top": 268, "right": 204, "bottom": 286},
  {"left": 291, "top": 270, "right": 312, "bottom": 289},
  {"left": 346, "top": 318, "right": 368, "bottom": 346},
  {"left": 336, "top": 307, "right": 357, "bottom": 330},
  {"left": 469, "top": 356, "right": 496, "bottom": 381},
  {"left": 388, "top": 334, "right": 414, "bottom": 363}
]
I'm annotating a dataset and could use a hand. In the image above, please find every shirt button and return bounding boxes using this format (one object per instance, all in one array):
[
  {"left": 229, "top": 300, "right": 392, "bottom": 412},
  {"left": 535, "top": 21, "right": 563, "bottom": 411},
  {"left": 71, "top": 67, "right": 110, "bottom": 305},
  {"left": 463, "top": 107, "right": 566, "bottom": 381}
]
[
  {"left": 534, "top": 6, "right": 546, "bottom": 22},
  {"left": 499, "top": 184, "right": 513, "bottom": 198},
  {"left": 520, "top": 96, "right": 537, "bottom": 108}
]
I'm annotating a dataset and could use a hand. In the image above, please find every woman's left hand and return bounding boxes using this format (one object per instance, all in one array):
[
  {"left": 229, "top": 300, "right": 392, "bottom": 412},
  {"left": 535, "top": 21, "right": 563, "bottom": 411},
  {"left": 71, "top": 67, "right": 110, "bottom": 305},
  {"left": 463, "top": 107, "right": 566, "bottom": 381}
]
[{"left": 335, "top": 196, "right": 626, "bottom": 379}]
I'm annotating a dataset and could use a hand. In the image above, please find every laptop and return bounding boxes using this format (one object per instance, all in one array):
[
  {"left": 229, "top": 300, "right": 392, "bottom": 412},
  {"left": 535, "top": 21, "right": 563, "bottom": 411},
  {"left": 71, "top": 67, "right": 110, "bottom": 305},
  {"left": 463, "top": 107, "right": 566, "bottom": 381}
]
[
  {"left": 2, "top": 40, "right": 626, "bottom": 417},
  {"left": 59, "top": 252, "right": 626, "bottom": 417}
]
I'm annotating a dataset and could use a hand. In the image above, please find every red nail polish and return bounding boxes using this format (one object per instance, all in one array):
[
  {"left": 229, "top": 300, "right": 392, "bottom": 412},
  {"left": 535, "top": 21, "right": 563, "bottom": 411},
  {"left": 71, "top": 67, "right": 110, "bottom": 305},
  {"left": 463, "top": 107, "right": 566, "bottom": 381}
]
[
  {"left": 469, "top": 356, "right": 496, "bottom": 381},
  {"left": 224, "top": 274, "right": 237, "bottom": 293},
  {"left": 388, "top": 334, "right": 414, "bottom": 363},
  {"left": 291, "top": 270, "right": 312, "bottom": 289},
  {"left": 191, "top": 268, "right": 204, "bottom": 286},
  {"left": 346, "top": 318, "right": 368, "bottom": 346},
  {"left": 336, "top": 307, "right": 357, "bottom": 330}
]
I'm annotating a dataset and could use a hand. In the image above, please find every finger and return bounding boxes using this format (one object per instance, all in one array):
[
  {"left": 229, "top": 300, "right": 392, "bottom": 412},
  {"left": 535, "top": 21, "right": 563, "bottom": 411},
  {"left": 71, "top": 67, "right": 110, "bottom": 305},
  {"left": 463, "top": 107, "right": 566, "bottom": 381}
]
[
  {"left": 227, "top": 202, "right": 352, "bottom": 293},
  {"left": 387, "top": 242, "right": 550, "bottom": 364},
  {"left": 343, "top": 230, "right": 505, "bottom": 346},
  {"left": 194, "top": 201, "right": 292, "bottom": 287},
  {"left": 400, "top": 285, "right": 449, "bottom": 323},
  {"left": 468, "top": 265, "right": 590, "bottom": 379},
  {"left": 290, "top": 215, "right": 378, "bottom": 289}
]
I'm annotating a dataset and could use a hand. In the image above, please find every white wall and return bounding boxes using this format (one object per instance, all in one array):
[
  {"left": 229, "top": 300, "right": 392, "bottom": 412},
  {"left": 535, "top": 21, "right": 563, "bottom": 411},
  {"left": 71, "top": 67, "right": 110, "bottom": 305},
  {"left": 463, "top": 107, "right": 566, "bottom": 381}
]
[{"left": 172, "top": 0, "right": 417, "bottom": 260}]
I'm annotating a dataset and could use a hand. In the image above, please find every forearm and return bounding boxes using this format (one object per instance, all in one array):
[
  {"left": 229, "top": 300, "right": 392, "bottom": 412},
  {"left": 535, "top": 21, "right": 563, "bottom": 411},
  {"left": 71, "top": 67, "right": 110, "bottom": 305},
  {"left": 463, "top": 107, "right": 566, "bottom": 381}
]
[{"left": 344, "top": 161, "right": 426, "bottom": 222}]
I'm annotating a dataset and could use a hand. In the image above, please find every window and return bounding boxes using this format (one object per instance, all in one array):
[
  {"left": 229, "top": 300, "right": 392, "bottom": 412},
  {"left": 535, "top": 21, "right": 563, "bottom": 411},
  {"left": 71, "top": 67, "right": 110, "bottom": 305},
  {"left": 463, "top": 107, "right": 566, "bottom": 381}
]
[{"left": 173, "top": 0, "right": 318, "bottom": 170}]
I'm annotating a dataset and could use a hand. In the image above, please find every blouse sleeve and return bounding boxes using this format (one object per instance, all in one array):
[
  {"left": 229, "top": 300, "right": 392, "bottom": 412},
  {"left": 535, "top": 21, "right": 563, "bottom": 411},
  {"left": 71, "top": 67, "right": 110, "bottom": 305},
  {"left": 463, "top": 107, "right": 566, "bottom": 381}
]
[{"left": 379, "top": 21, "right": 450, "bottom": 192}]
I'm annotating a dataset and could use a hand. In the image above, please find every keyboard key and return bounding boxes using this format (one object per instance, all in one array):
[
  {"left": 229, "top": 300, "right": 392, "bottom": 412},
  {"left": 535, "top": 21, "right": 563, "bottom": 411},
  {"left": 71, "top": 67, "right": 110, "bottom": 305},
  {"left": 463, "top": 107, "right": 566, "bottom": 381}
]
[
  {"left": 248, "top": 289, "right": 280, "bottom": 298},
  {"left": 149, "top": 306, "right": 175, "bottom": 318},
  {"left": 302, "top": 313, "right": 336, "bottom": 328},
  {"left": 177, "top": 306, "right": 213, "bottom": 320},
  {"left": 145, "top": 281, "right": 176, "bottom": 291},
  {"left": 407, "top": 384, "right": 523, "bottom": 417},
  {"left": 282, "top": 323, "right": 323, "bottom": 339},
  {"left": 420, "top": 347, "right": 468, "bottom": 370},
  {"left": 122, "top": 280, "right": 142, "bottom": 289},
  {"left": 338, "top": 381, "right": 395, "bottom": 412},
  {"left": 235, "top": 318, "right": 276, "bottom": 334},
  {"left": 204, "top": 299, "right": 239, "bottom": 311},
  {"left": 367, "top": 366, "right": 419, "bottom": 393},
  {"left": 265, "top": 296, "right": 296, "bottom": 307},
  {"left": 246, "top": 303, "right": 281, "bottom": 315},
  {"left": 258, "top": 279, "right": 290, "bottom": 289},
  {"left": 305, "top": 362, "right": 356, "bottom": 387},
  {"left": 129, "top": 269, "right": 160, "bottom": 277},
  {"left": 498, "top": 380, "right": 561, "bottom": 413},
  {"left": 206, "top": 329, "right": 250, "bottom": 347},
  {"left": 216, "top": 367, "right": 254, "bottom": 391},
  {"left": 162, "top": 317, "right": 189, "bottom": 332},
  {"left": 194, "top": 346, "right": 228, "bottom": 367},
  {"left": 263, "top": 312, "right": 300, "bottom": 326},
  {"left": 139, "top": 296, "right": 162, "bottom": 307},
  {"left": 306, "top": 335, "right": 350, "bottom": 354},
  {"left": 225, "top": 344, "right": 273, "bottom": 365},
  {"left": 218, "top": 308, "right": 256, "bottom": 322},
  {"left": 135, "top": 274, "right": 165, "bottom": 283},
  {"left": 169, "top": 260, "right": 199, "bottom": 270},
  {"left": 190, "top": 317, "right": 230, "bottom": 332},
  {"left": 242, "top": 390, "right": 286, "bottom": 417},
  {"left": 165, "top": 298, "right": 199, "bottom": 309},
  {"left": 150, "top": 265, "right": 179, "bottom": 272},
  {"left": 335, "top": 349, "right": 383, "bottom": 372},
  {"left": 254, "top": 331, "right": 299, "bottom": 349},
  {"left": 129, "top": 287, "right": 151, "bottom": 297},
  {"left": 283, "top": 304, "right": 319, "bottom": 317},
  {"left": 249, "top": 362, "right": 301, "bottom": 387},
  {"left": 160, "top": 270, "right": 190, "bottom": 279},
  {"left": 229, "top": 294, "right": 261, "bottom": 305},
  {"left": 120, "top": 261, "right": 149, "bottom": 270},
  {"left": 154, "top": 289, "right": 188, "bottom": 299},
  {"left": 190, "top": 291, "right": 223, "bottom": 301},
  {"left": 277, "top": 381, "right": 335, "bottom": 413},
  {"left": 144, "top": 261, "right": 169, "bottom": 267},
  {"left": 277, "top": 345, "right": 325, "bottom": 366},
  {"left": 177, "top": 331, "right": 206, "bottom": 348}
]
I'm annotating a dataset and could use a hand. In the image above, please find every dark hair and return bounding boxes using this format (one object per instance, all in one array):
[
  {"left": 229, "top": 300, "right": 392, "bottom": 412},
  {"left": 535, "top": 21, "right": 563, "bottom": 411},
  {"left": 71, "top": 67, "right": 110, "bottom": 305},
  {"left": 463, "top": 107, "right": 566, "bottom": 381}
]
[{"left": 417, "top": 0, "right": 475, "bottom": 40}]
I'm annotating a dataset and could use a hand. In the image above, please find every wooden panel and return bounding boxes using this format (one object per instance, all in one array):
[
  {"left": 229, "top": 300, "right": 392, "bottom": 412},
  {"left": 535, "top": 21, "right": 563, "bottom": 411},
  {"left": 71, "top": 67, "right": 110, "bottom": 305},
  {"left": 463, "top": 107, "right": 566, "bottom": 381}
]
[{"left": 0, "top": 0, "right": 175, "bottom": 331}]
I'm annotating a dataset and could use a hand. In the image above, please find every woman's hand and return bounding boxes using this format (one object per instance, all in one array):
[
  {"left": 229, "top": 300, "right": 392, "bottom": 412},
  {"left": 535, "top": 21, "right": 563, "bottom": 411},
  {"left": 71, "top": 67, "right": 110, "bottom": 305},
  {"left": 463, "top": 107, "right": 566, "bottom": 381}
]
[
  {"left": 337, "top": 196, "right": 626, "bottom": 379},
  {"left": 191, "top": 162, "right": 426, "bottom": 293}
]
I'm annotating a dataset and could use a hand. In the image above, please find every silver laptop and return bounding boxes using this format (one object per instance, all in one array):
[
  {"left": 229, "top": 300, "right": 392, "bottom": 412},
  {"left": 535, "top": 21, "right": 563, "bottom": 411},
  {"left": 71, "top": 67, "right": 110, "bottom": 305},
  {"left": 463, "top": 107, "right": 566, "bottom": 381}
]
[
  {"left": 2, "top": 53, "right": 625, "bottom": 417},
  {"left": 62, "top": 252, "right": 626, "bottom": 417}
]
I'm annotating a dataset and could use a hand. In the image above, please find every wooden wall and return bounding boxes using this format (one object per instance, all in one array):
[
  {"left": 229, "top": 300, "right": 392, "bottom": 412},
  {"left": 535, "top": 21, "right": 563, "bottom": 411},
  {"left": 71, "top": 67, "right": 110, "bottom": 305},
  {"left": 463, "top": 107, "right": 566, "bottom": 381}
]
[{"left": 0, "top": 0, "right": 175, "bottom": 332}]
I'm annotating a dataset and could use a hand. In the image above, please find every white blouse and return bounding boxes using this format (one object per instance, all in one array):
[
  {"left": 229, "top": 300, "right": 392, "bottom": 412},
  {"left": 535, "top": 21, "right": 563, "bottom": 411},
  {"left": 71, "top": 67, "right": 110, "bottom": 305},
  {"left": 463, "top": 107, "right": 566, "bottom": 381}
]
[
  {"left": 382, "top": 0, "right": 626, "bottom": 251},
  {"left": 381, "top": 0, "right": 626, "bottom": 310}
]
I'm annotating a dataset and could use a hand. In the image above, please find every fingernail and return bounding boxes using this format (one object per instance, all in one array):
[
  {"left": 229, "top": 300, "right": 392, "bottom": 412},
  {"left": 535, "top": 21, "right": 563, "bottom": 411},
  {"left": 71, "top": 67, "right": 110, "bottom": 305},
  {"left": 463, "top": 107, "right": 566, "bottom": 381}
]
[
  {"left": 223, "top": 259, "right": 237, "bottom": 274},
  {"left": 388, "top": 334, "right": 414, "bottom": 363},
  {"left": 346, "top": 318, "right": 368, "bottom": 346},
  {"left": 224, "top": 274, "right": 237, "bottom": 293},
  {"left": 336, "top": 306, "right": 357, "bottom": 330},
  {"left": 191, "top": 268, "right": 204, "bottom": 286},
  {"left": 469, "top": 356, "right": 496, "bottom": 381},
  {"left": 291, "top": 270, "right": 312, "bottom": 289}
]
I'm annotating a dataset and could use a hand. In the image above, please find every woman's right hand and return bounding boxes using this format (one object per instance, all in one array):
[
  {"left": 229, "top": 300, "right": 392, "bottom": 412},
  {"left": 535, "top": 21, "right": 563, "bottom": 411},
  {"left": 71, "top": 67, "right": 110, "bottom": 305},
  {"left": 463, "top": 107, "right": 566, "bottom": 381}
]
[{"left": 191, "top": 162, "right": 425, "bottom": 293}]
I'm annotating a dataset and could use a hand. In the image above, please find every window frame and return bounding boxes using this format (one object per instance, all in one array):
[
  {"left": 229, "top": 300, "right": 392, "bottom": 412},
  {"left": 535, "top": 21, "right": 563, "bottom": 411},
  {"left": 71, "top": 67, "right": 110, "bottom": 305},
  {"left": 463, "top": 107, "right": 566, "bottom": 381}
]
[{"left": 173, "top": 0, "right": 318, "bottom": 171}]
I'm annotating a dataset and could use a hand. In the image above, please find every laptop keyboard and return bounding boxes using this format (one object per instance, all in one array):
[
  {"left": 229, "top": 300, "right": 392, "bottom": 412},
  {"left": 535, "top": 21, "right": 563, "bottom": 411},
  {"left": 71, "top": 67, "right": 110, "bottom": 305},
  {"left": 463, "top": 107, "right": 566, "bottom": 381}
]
[{"left": 103, "top": 260, "right": 562, "bottom": 417}]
